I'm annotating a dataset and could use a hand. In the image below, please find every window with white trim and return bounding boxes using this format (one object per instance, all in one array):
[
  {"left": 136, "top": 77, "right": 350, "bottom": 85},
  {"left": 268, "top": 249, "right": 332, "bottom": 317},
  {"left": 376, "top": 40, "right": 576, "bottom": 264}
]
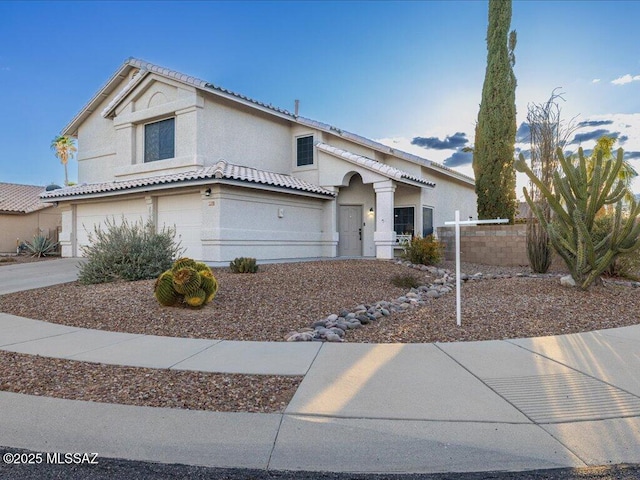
[{"left": 144, "top": 118, "right": 175, "bottom": 163}]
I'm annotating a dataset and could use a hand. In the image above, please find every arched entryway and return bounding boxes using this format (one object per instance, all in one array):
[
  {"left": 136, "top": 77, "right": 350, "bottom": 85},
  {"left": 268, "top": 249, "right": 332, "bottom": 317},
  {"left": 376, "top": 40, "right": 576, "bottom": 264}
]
[{"left": 336, "top": 173, "right": 376, "bottom": 257}]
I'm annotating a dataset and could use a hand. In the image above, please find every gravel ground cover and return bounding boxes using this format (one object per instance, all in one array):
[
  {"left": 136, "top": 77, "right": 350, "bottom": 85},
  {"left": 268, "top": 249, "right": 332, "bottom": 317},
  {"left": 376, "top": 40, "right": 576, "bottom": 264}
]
[
  {"left": 1, "top": 259, "right": 638, "bottom": 413},
  {"left": 0, "top": 350, "right": 300, "bottom": 413},
  {"left": 0, "top": 260, "right": 416, "bottom": 341}
]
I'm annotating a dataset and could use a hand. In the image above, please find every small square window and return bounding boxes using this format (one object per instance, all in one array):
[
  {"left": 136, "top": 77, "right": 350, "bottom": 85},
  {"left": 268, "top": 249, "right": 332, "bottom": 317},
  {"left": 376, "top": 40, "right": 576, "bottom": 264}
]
[
  {"left": 296, "top": 136, "right": 314, "bottom": 167},
  {"left": 145, "top": 118, "right": 175, "bottom": 163}
]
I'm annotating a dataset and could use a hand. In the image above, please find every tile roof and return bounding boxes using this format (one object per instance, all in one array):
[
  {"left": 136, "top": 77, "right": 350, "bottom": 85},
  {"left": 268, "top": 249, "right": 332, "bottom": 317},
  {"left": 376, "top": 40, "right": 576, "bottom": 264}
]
[
  {"left": 40, "top": 161, "right": 335, "bottom": 200},
  {"left": 101, "top": 58, "right": 293, "bottom": 119},
  {"left": 315, "top": 143, "right": 436, "bottom": 188},
  {"left": 64, "top": 57, "right": 474, "bottom": 187},
  {"left": 299, "top": 117, "right": 474, "bottom": 185},
  {"left": 0, "top": 183, "right": 52, "bottom": 214}
]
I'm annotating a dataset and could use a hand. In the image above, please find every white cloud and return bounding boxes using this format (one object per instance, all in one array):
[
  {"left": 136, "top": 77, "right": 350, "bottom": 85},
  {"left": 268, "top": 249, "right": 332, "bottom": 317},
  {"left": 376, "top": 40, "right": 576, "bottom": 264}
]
[
  {"left": 611, "top": 74, "right": 640, "bottom": 85},
  {"left": 592, "top": 78, "right": 601, "bottom": 83},
  {"left": 377, "top": 113, "right": 640, "bottom": 198}
]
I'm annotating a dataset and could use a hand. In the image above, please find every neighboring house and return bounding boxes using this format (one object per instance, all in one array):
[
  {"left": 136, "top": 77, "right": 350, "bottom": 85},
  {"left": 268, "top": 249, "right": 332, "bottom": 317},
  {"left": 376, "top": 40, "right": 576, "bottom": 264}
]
[
  {"left": 0, "top": 183, "right": 61, "bottom": 253},
  {"left": 42, "top": 58, "right": 477, "bottom": 262}
]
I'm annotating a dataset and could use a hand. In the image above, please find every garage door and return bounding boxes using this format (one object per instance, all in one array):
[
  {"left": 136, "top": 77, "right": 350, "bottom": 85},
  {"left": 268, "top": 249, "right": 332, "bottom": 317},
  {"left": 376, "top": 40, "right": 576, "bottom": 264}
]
[
  {"left": 76, "top": 199, "right": 148, "bottom": 255},
  {"left": 157, "top": 193, "right": 202, "bottom": 260}
]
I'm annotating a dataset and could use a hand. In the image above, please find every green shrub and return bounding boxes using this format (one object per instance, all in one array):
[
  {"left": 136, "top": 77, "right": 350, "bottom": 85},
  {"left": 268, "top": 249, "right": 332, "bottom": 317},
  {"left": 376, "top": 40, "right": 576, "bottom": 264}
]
[
  {"left": 24, "top": 235, "right": 58, "bottom": 258},
  {"left": 391, "top": 274, "right": 421, "bottom": 289},
  {"left": 229, "top": 257, "right": 259, "bottom": 273},
  {"left": 153, "top": 257, "right": 218, "bottom": 308},
  {"left": 401, "top": 235, "right": 444, "bottom": 266},
  {"left": 78, "top": 217, "right": 184, "bottom": 284}
]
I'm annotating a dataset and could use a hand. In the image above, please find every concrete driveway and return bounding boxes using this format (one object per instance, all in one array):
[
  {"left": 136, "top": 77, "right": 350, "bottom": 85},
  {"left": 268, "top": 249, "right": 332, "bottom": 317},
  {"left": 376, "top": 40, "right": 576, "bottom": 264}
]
[{"left": 0, "top": 258, "right": 82, "bottom": 295}]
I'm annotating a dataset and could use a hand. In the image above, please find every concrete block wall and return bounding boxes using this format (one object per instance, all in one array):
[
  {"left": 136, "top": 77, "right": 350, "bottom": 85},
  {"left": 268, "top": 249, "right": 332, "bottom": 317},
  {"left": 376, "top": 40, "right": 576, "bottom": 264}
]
[{"left": 437, "top": 224, "right": 529, "bottom": 267}]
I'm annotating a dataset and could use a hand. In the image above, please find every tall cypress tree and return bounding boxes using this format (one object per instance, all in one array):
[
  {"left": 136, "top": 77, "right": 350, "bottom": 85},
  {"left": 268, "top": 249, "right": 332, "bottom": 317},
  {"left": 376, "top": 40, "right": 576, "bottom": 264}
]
[{"left": 473, "top": 0, "right": 517, "bottom": 221}]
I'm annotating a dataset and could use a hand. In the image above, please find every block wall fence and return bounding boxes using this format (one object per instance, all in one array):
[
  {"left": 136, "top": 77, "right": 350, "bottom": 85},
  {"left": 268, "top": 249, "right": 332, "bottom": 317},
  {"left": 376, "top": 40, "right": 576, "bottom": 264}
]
[{"left": 436, "top": 224, "right": 530, "bottom": 267}]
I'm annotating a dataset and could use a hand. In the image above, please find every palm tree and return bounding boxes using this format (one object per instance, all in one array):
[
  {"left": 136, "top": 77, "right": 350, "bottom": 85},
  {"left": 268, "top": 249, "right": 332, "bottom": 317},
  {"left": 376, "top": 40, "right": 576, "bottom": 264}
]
[{"left": 51, "top": 135, "right": 77, "bottom": 186}]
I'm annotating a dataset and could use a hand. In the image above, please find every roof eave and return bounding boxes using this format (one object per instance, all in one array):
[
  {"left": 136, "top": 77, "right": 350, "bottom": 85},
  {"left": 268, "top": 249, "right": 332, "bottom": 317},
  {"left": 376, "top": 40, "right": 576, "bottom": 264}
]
[
  {"left": 61, "top": 61, "right": 137, "bottom": 137},
  {"left": 298, "top": 117, "right": 475, "bottom": 186},
  {"left": 41, "top": 178, "right": 335, "bottom": 203},
  {"left": 203, "top": 85, "right": 294, "bottom": 122}
]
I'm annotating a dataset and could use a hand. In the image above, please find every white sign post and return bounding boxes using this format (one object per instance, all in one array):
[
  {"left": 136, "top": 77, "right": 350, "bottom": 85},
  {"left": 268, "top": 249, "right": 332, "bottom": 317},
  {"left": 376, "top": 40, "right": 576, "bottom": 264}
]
[{"left": 445, "top": 210, "right": 508, "bottom": 326}]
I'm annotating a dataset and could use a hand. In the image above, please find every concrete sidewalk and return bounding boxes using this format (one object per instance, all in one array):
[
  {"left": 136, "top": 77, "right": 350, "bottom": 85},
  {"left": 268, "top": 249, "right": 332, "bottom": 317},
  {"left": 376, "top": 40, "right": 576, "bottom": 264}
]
[{"left": 0, "top": 259, "right": 639, "bottom": 474}]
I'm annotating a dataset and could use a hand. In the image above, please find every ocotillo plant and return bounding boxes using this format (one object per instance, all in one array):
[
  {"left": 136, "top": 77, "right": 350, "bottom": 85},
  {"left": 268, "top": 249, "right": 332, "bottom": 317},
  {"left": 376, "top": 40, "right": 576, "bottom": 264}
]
[{"left": 515, "top": 147, "right": 640, "bottom": 289}]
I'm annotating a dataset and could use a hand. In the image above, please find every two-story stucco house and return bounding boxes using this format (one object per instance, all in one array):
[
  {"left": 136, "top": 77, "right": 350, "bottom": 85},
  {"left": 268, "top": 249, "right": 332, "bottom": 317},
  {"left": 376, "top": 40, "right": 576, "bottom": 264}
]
[{"left": 42, "top": 58, "right": 476, "bottom": 262}]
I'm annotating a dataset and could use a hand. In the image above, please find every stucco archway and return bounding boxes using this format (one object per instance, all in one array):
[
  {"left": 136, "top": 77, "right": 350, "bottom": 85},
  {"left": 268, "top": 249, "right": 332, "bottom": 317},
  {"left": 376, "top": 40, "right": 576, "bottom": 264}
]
[{"left": 336, "top": 173, "right": 376, "bottom": 257}]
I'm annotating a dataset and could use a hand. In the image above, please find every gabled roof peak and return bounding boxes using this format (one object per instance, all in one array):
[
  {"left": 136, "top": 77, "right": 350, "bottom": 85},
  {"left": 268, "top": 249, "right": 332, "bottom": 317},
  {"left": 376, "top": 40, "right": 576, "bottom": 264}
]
[{"left": 62, "top": 58, "right": 474, "bottom": 186}]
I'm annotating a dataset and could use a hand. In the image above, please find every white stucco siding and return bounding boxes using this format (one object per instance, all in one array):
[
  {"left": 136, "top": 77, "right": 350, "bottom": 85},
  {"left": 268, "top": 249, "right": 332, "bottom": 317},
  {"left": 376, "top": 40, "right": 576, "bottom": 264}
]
[
  {"left": 157, "top": 193, "right": 202, "bottom": 260},
  {"left": 131, "top": 80, "right": 178, "bottom": 112},
  {"left": 316, "top": 151, "right": 390, "bottom": 188},
  {"left": 385, "top": 156, "right": 423, "bottom": 177},
  {"left": 199, "top": 97, "right": 291, "bottom": 173},
  {"left": 201, "top": 186, "right": 332, "bottom": 261},
  {"left": 76, "top": 75, "right": 132, "bottom": 183},
  {"left": 420, "top": 169, "right": 477, "bottom": 231},
  {"left": 75, "top": 198, "right": 148, "bottom": 255}
]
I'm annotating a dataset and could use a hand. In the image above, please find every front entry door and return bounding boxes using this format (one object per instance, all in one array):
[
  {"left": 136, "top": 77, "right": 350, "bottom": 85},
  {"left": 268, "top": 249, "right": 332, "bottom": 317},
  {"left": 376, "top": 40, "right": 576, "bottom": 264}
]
[{"left": 338, "top": 205, "right": 362, "bottom": 256}]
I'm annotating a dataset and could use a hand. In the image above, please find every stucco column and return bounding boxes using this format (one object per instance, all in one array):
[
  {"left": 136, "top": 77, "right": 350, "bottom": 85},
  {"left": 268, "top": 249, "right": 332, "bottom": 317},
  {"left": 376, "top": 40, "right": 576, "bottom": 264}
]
[
  {"left": 323, "top": 186, "right": 339, "bottom": 257},
  {"left": 59, "top": 204, "right": 76, "bottom": 258},
  {"left": 145, "top": 196, "right": 157, "bottom": 228},
  {"left": 115, "top": 122, "right": 135, "bottom": 165},
  {"left": 373, "top": 180, "right": 396, "bottom": 259}
]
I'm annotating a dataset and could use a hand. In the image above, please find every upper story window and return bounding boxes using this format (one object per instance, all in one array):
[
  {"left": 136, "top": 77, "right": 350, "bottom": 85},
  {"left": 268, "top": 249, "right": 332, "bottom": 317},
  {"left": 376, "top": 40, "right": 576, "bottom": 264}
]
[
  {"left": 296, "top": 135, "right": 314, "bottom": 167},
  {"left": 144, "top": 118, "right": 175, "bottom": 163}
]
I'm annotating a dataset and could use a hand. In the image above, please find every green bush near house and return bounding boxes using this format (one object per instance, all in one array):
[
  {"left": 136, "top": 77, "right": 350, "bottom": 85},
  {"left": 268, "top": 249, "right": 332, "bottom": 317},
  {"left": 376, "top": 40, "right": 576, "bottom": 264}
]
[
  {"left": 78, "top": 217, "right": 184, "bottom": 284},
  {"left": 401, "top": 235, "right": 444, "bottom": 266}
]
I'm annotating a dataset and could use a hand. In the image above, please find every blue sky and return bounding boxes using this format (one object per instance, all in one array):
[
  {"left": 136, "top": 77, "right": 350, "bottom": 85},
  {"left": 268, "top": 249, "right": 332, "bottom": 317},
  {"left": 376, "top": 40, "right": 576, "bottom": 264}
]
[{"left": 1, "top": 0, "right": 639, "bottom": 193}]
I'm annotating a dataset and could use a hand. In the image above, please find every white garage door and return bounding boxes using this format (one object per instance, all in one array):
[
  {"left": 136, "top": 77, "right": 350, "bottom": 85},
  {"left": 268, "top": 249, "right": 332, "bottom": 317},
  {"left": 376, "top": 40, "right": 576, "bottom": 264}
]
[
  {"left": 76, "top": 199, "right": 148, "bottom": 255},
  {"left": 157, "top": 193, "right": 202, "bottom": 260}
]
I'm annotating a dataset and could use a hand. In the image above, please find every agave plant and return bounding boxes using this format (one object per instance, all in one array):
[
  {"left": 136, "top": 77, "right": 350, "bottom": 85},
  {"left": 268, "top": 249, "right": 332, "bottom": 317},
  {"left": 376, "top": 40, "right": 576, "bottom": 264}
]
[{"left": 24, "top": 235, "right": 59, "bottom": 258}]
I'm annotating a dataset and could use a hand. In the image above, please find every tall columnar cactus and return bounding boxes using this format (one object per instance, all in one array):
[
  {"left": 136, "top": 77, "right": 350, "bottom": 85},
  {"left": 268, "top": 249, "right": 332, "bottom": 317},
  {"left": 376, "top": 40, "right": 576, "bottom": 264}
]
[
  {"left": 154, "top": 257, "right": 218, "bottom": 308},
  {"left": 515, "top": 147, "right": 640, "bottom": 289}
]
